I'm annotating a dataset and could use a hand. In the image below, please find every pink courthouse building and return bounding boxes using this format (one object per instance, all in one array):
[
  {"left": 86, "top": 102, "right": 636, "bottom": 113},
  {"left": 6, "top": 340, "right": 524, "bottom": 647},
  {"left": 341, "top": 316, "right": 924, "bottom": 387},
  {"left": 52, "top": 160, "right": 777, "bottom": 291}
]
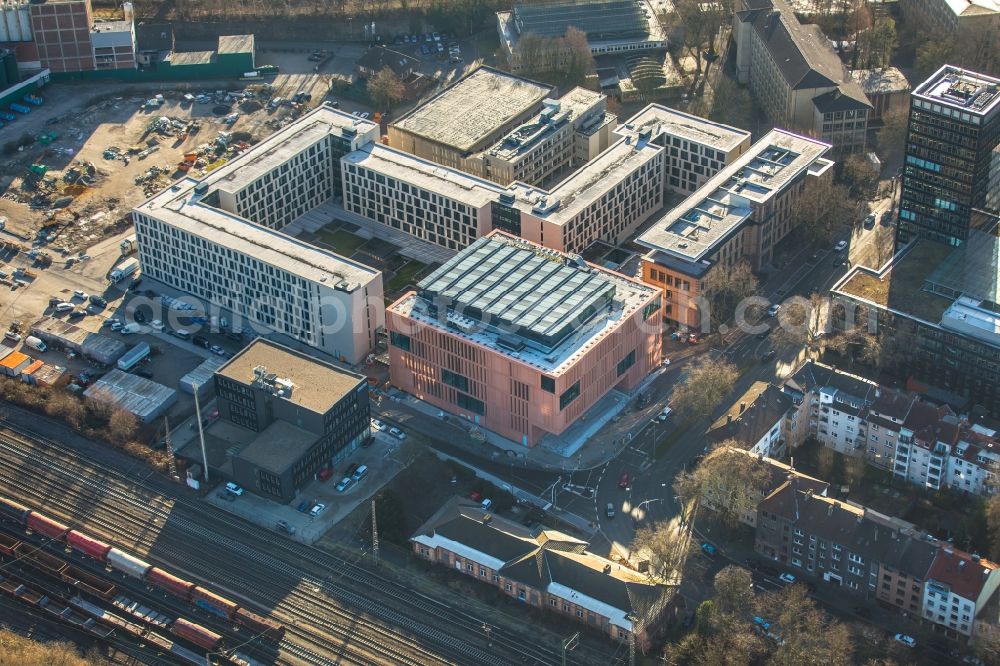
[{"left": 386, "top": 231, "right": 662, "bottom": 447}]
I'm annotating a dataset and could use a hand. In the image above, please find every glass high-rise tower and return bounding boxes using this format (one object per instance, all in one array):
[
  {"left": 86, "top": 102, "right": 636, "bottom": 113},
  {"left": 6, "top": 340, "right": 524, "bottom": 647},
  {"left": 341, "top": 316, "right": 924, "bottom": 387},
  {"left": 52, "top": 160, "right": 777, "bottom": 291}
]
[{"left": 896, "top": 65, "right": 1000, "bottom": 248}]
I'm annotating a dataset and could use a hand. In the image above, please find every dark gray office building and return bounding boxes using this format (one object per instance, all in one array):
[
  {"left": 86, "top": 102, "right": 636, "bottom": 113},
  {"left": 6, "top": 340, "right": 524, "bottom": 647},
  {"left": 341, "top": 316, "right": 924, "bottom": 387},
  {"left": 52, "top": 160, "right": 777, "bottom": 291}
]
[
  {"left": 896, "top": 65, "right": 1000, "bottom": 247},
  {"left": 214, "top": 339, "right": 370, "bottom": 503}
]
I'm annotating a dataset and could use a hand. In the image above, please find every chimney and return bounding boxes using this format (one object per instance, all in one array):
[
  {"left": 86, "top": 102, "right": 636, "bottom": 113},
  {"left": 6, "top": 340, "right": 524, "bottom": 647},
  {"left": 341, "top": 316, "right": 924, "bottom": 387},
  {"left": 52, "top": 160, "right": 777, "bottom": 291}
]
[
  {"left": 727, "top": 414, "right": 733, "bottom": 425},
  {"left": 603, "top": 564, "right": 612, "bottom": 574},
  {"left": 959, "top": 560, "right": 966, "bottom": 569},
  {"left": 740, "top": 402, "right": 747, "bottom": 413}
]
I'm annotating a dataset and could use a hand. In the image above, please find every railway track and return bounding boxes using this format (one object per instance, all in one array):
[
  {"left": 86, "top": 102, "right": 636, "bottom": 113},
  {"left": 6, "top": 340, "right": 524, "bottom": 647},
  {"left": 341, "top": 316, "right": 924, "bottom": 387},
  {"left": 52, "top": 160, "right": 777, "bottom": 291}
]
[
  {"left": 0, "top": 443, "right": 446, "bottom": 666},
  {"left": 0, "top": 423, "right": 615, "bottom": 665}
]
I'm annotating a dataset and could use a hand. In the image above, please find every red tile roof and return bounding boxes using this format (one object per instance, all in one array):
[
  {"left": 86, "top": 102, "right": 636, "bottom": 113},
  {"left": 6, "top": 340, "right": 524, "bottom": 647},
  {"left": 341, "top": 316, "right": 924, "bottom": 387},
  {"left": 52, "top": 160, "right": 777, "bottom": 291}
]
[{"left": 928, "top": 548, "right": 997, "bottom": 600}]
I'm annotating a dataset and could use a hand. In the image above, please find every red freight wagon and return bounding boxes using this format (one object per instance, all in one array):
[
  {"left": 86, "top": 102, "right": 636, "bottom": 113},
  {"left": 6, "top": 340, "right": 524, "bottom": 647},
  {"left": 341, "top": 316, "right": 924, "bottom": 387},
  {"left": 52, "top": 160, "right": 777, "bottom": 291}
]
[
  {"left": 26, "top": 512, "right": 69, "bottom": 540},
  {"left": 234, "top": 606, "right": 285, "bottom": 642},
  {"left": 60, "top": 565, "right": 116, "bottom": 600},
  {"left": 170, "top": 617, "right": 222, "bottom": 650},
  {"left": 146, "top": 567, "right": 195, "bottom": 600},
  {"left": 0, "top": 531, "right": 22, "bottom": 556},
  {"left": 15, "top": 542, "right": 67, "bottom": 574},
  {"left": 190, "top": 586, "right": 239, "bottom": 619},
  {"left": 66, "top": 531, "right": 112, "bottom": 561}
]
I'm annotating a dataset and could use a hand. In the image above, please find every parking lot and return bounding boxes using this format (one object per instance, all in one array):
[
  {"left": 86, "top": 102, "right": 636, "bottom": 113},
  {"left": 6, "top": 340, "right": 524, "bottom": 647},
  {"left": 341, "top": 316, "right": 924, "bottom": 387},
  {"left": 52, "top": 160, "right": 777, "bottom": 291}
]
[{"left": 203, "top": 426, "right": 413, "bottom": 544}]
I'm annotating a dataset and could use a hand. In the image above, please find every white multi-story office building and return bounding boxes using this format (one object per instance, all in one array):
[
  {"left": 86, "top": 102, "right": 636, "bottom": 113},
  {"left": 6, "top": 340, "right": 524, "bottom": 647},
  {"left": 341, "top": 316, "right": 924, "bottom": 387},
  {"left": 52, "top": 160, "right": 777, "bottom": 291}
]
[
  {"left": 341, "top": 144, "right": 507, "bottom": 251},
  {"left": 621, "top": 105, "right": 752, "bottom": 195},
  {"left": 133, "top": 106, "right": 385, "bottom": 365}
]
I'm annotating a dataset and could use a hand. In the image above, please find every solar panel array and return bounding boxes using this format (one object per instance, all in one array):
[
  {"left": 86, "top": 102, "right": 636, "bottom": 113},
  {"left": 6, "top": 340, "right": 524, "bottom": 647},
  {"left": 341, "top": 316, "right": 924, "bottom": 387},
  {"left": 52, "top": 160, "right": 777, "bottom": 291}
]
[
  {"left": 418, "top": 236, "right": 617, "bottom": 350},
  {"left": 513, "top": 0, "right": 650, "bottom": 41}
]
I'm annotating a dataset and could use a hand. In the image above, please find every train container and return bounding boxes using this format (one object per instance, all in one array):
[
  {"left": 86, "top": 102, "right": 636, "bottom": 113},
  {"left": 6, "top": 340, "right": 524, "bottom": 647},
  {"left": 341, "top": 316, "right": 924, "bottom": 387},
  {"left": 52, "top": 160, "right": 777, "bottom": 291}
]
[
  {"left": 190, "top": 585, "right": 239, "bottom": 619},
  {"left": 0, "top": 578, "right": 26, "bottom": 597},
  {"left": 66, "top": 530, "right": 112, "bottom": 561},
  {"left": 107, "top": 547, "right": 152, "bottom": 579},
  {"left": 60, "top": 565, "right": 116, "bottom": 600},
  {"left": 234, "top": 606, "right": 285, "bottom": 642},
  {"left": 15, "top": 542, "right": 68, "bottom": 574},
  {"left": 19, "top": 586, "right": 46, "bottom": 607},
  {"left": 0, "top": 496, "right": 29, "bottom": 523},
  {"left": 25, "top": 512, "right": 69, "bottom": 540},
  {"left": 0, "top": 531, "right": 21, "bottom": 556},
  {"left": 146, "top": 566, "right": 195, "bottom": 600},
  {"left": 170, "top": 617, "right": 222, "bottom": 650}
]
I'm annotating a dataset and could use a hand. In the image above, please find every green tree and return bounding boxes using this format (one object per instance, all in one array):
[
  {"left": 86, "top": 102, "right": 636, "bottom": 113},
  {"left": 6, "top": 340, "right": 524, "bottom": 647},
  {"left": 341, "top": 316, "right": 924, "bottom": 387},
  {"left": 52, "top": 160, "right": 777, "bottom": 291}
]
[
  {"left": 670, "top": 357, "right": 739, "bottom": 420},
  {"left": 367, "top": 66, "right": 406, "bottom": 111},
  {"left": 675, "top": 444, "right": 772, "bottom": 525}
]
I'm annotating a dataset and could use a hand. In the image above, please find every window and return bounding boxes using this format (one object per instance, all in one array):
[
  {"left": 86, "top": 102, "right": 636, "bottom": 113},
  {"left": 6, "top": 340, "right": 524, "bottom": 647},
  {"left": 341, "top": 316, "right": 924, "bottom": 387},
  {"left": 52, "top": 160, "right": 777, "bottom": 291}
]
[
  {"left": 541, "top": 376, "right": 555, "bottom": 393},
  {"left": 389, "top": 331, "right": 411, "bottom": 352},
  {"left": 617, "top": 350, "right": 636, "bottom": 376},
  {"left": 642, "top": 297, "right": 661, "bottom": 320},
  {"left": 479, "top": 568, "right": 486, "bottom": 577},
  {"left": 456, "top": 392, "right": 485, "bottom": 415},
  {"left": 505, "top": 583, "right": 512, "bottom": 592},
  {"left": 560, "top": 381, "right": 581, "bottom": 410},
  {"left": 442, "top": 369, "right": 470, "bottom": 392}
]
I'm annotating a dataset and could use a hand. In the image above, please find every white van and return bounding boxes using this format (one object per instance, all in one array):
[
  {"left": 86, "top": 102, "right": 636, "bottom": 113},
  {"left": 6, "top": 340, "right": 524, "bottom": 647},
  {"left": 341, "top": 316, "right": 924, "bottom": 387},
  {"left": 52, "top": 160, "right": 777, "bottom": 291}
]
[
  {"left": 351, "top": 465, "right": 368, "bottom": 482},
  {"left": 55, "top": 302, "right": 75, "bottom": 312}
]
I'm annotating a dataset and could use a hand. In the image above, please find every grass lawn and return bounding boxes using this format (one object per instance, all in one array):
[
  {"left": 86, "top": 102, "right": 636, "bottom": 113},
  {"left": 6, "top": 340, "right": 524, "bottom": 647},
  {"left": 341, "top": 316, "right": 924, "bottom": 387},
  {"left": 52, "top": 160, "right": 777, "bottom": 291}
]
[
  {"left": 316, "top": 227, "right": 366, "bottom": 256},
  {"left": 385, "top": 259, "right": 429, "bottom": 293}
]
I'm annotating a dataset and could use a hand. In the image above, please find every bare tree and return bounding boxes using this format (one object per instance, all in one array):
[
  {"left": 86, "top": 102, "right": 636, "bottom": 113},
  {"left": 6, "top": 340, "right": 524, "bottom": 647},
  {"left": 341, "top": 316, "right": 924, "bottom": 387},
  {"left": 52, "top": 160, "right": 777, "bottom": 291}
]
[
  {"left": 702, "top": 260, "right": 759, "bottom": 333},
  {"left": 672, "top": 0, "right": 729, "bottom": 87},
  {"left": 670, "top": 357, "right": 739, "bottom": 420},
  {"left": 713, "top": 565, "right": 755, "bottom": 616},
  {"left": 560, "top": 26, "right": 595, "bottom": 85},
  {"left": 876, "top": 105, "right": 908, "bottom": 163},
  {"left": 985, "top": 492, "right": 1000, "bottom": 562},
  {"left": 107, "top": 408, "right": 138, "bottom": 446},
  {"left": 796, "top": 177, "right": 858, "bottom": 245},
  {"left": 631, "top": 520, "right": 691, "bottom": 584},
  {"left": 841, "top": 153, "right": 880, "bottom": 199},
  {"left": 674, "top": 444, "right": 772, "bottom": 525},
  {"left": 512, "top": 32, "right": 550, "bottom": 75},
  {"left": 767, "top": 584, "right": 855, "bottom": 666},
  {"left": 367, "top": 66, "right": 406, "bottom": 111}
]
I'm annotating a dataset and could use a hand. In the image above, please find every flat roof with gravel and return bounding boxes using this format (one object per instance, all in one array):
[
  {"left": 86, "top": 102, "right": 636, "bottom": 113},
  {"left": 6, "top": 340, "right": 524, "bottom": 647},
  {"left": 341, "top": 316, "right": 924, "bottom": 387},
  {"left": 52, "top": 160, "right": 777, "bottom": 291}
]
[
  {"left": 391, "top": 66, "right": 552, "bottom": 153},
  {"left": 620, "top": 104, "right": 751, "bottom": 152},
  {"left": 216, "top": 338, "right": 365, "bottom": 414}
]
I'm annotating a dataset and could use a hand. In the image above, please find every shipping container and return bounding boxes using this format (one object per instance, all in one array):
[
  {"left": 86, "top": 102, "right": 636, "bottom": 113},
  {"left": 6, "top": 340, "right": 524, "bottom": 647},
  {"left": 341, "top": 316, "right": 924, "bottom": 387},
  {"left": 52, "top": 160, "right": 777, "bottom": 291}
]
[
  {"left": 190, "top": 586, "right": 238, "bottom": 619},
  {"left": 66, "top": 530, "right": 112, "bottom": 561},
  {"left": 15, "top": 542, "right": 67, "bottom": 574},
  {"left": 0, "top": 531, "right": 21, "bottom": 556},
  {"left": 107, "top": 548, "right": 152, "bottom": 579},
  {"left": 0, "top": 496, "right": 29, "bottom": 523},
  {"left": 234, "top": 606, "right": 285, "bottom": 642},
  {"left": 25, "top": 511, "right": 69, "bottom": 540},
  {"left": 146, "top": 567, "right": 195, "bottom": 599},
  {"left": 170, "top": 617, "right": 222, "bottom": 650},
  {"left": 60, "top": 565, "right": 116, "bottom": 600}
]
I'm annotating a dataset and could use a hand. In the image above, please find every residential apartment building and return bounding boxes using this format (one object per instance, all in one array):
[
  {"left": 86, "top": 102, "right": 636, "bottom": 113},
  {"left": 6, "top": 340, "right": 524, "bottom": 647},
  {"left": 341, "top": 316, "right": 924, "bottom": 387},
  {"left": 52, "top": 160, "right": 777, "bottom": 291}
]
[
  {"left": 475, "top": 87, "right": 614, "bottom": 187},
  {"left": 876, "top": 538, "right": 939, "bottom": 617},
  {"left": 388, "top": 66, "right": 552, "bottom": 172},
  {"left": 341, "top": 143, "right": 506, "bottom": 251},
  {"left": 923, "top": 548, "right": 1000, "bottom": 637},
  {"left": 214, "top": 339, "right": 370, "bottom": 503},
  {"left": 496, "top": 0, "right": 667, "bottom": 74},
  {"left": 708, "top": 381, "right": 793, "bottom": 458},
  {"left": 637, "top": 130, "right": 833, "bottom": 329},
  {"left": 621, "top": 104, "right": 752, "bottom": 195},
  {"left": 733, "top": 0, "right": 872, "bottom": 152},
  {"left": 133, "top": 107, "right": 385, "bottom": 365},
  {"left": 896, "top": 65, "right": 1000, "bottom": 247},
  {"left": 386, "top": 231, "right": 662, "bottom": 447},
  {"left": 412, "top": 497, "right": 671, "bottom": 645}
]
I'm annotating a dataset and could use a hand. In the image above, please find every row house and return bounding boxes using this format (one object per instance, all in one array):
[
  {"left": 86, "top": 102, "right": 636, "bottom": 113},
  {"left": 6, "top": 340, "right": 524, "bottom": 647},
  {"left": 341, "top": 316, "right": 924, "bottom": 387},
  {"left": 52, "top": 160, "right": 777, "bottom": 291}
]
[
  {"left": 755, "top": 473, "right": 1000, "bottom": 636},
  {"left": 411, "top": 498, "right": 671, "bottom": 646},
  {"left": 707, "top": 381, "right": 794, "bottom": 459}
]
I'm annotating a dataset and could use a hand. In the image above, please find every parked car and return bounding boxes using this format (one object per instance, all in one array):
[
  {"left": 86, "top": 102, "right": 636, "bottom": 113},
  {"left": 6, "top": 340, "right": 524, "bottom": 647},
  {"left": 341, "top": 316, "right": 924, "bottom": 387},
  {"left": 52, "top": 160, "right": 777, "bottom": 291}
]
[
  {"left": 701, "top": 542, "right": 717, "bottom": 557},
  {"left": 834, "top": 240, "right": 848, "bottom": 252},
  {"left": 225, "top": 482, "right": 244, "bottom": 496},
  {"left": 606, "top": 502, "right": 615, "bottom": 518},
  {"left": 296, "top": 500, "right": 311, "bottom": 513},
  {"left": 656, "top": 407, "right": 673, "bottom": 422},
  {"left": 72, "top": 290, "right": 88, "bottom": 301},
  {"left": 468, "top": 490, "right": 482, "bottom": 502},
  {"left": 318, "top": 467, "right": 333, "bottom": 482},
  {"left": 389, "top": 426, "right": 406, "bottom": 440},
  {"left": 277, "top": 519, "right": 296, "bottom": 534},
  {"left": 767, "top": 303, "right": 781, "bottom": 317},
  {"left": 893, "top": 634, "right": 916, "bottom": 648},
  {"left": 778, "top": 572, "right": 796, "bottom": 584},
  {"left": 481, "top": 498, "right": 493, "bottom": 511},
  {"left": 336, "top": 477, "right": 353, "bottom": 492},
  {"left": 761, "top": 349, "right": 776, "bottom": 362},
  {"left": 193, "top": 335, "right": 211, "bottom": 349},
  {"left": 150, "top": 319, "right": 165, "bottom": 331},
  {"left": 88, "top": 295, "right": 107, "bottom": 307},
  {"left": 618, "top": 472, "right": 630, "bottom": 489},
  {"left": 371, "top": 418, "right": 387, "bottom": 431},
  {"left": 309, "top": 503, "right": 327, "bottom": 517},
  {"left": 210, "top": 345, "right": 226, "bottom": 356}
]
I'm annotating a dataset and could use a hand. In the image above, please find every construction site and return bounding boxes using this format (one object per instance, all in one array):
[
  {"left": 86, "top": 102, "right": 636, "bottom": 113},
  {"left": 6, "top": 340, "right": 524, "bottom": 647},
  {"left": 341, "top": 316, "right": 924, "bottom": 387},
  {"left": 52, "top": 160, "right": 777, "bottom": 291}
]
[{"left": 0, "top": 76, "right": 333, "bottom": 256}]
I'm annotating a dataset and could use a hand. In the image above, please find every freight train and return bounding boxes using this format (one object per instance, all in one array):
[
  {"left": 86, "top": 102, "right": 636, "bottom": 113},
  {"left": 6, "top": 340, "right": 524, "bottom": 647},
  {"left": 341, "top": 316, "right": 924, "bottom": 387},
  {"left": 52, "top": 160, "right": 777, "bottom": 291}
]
[{"left": 0, "top": 495, "right": 285, "bottom": 643}]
